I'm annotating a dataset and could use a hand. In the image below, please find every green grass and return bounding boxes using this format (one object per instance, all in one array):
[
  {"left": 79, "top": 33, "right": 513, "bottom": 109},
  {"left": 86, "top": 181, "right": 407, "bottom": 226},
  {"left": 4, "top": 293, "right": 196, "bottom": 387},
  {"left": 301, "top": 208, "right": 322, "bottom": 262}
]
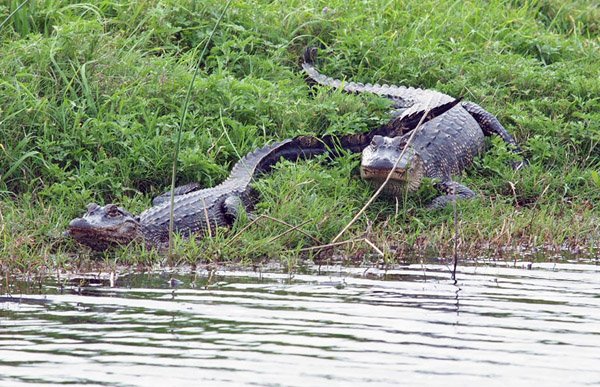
[{"left": 0, "top": 0, "right": 598, "bottom": 274}]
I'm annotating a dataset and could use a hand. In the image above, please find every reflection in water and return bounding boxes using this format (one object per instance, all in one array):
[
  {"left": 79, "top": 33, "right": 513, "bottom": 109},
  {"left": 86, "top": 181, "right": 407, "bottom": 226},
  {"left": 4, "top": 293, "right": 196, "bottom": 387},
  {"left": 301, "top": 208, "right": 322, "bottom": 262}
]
[{"left": 1, "top": 263, "right": 599, "bottom": 386}]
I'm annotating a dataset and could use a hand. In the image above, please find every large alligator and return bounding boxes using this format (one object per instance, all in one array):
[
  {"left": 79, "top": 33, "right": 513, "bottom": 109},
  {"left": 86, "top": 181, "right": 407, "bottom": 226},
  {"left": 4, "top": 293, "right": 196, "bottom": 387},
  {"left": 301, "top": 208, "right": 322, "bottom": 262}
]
[
  {"left": 66, "top": 133, "right": 388, "bottom": 251},
  {"left": 302, "top": 47, "right": 524, "bottom": 207}
]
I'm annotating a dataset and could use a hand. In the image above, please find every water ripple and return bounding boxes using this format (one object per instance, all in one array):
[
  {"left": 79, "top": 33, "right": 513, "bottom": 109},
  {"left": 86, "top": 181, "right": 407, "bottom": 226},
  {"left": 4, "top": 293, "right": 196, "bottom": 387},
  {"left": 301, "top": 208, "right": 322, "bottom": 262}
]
[{"left": 1, "top": 262, "right": 599, "bottom": 386}]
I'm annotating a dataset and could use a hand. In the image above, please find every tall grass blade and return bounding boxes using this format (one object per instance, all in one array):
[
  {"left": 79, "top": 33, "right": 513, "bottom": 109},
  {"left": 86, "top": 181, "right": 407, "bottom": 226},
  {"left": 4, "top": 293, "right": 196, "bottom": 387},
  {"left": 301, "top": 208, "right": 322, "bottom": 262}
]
[
  {"left": 452, "top": 185, "right": 458, "bottom": 282},
  {"left": 168, "top": 0, "right": 233, "bottom": 255},
  {"left": 0, "top": 0, "right": 30, "bottom": 32},
  {"left": 1, "top": 151, "right": 39, "bottom": 186}
]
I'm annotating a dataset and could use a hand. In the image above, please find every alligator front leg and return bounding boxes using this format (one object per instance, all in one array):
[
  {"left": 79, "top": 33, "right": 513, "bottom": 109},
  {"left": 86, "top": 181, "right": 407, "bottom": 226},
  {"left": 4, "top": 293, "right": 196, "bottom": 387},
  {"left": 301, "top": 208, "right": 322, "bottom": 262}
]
[
  {"left": 222, "top": 195, "right": 250, "bottom": 223},
  {"left": 429, "top": 180, "right": 477, "bottom": 209},
  {"left": 152, "top": 182, "right": 202, "bottom": 206}
]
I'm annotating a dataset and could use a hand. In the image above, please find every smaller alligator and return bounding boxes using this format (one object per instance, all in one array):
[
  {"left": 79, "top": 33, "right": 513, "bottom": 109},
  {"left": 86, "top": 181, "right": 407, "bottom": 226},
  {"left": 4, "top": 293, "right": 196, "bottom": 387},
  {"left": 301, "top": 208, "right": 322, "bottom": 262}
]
[
  {"left": 303, "top": 47, "right": 525, "bottom": 207},
  {"left": 67, "top": 134, "right": 375, "bottom": 251}
]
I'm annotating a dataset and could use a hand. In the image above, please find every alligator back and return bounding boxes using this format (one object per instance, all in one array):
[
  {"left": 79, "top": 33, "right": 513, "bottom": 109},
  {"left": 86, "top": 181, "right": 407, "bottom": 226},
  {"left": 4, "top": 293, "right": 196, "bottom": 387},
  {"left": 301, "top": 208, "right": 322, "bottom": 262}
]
[
  {"left": 138, "top": 139, "right": 300, "bottom": 244},
  {"left": 138, "top": 134, "right": 378, "bottom": 245},
  {"left": 405, "top": 105, "right": 485, "bottom": 180}
]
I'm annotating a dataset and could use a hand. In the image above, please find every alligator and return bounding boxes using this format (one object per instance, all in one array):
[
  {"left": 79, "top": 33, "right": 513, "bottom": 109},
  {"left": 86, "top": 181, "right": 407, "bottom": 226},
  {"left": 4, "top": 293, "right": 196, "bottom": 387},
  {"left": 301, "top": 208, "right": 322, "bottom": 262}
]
[
  {"left": 66, "top": 133, "right": 383, "bottom": 251},
  {"left": 302, "top": 47, "right": 524, "bottom": 207}
]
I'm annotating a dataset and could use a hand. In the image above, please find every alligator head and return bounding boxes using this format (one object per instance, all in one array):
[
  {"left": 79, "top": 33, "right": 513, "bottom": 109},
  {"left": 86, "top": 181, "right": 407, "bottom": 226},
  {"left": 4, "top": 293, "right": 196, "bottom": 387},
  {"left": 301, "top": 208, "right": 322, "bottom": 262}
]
[
  {"left": 360, "top": 135, "right": 424, "bottom": 196},
  {"left": 67, "top": 203, "right": 142, "bottom": 251}
]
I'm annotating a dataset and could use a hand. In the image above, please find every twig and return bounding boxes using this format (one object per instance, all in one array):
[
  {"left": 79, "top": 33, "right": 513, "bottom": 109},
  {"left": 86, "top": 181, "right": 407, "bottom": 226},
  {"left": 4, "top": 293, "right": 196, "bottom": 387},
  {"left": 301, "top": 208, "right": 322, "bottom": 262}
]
[
  {"left": 219, "top": 109, "right": 245, "bottom": 166},
  {"left": 296, "top": 238, "right": 365, "bottom": 252},
  {"left": 261, "top": 215, "right": 321, "bottom": 244},
  {"left": 294, "top": 237, "right": 384, "bottom": 257},
  {"left": 225, "top": 215, "right": 268, "bottom": 246},
  {"left": 363, "top": 238, "right": 384, "bottom": 257},
  {"left": 267, "top": 219, "right": 312, "bottom": 244},
  {"left": 452, "top": 184, "right": 459, "bottom": 283},
  {"left": 508, "top": 181, "right": 517, "bottom": 203},
  {"left": 226, "top": 215, "right": 322, "bottom": 246},
  {"left": 524, "top": 182, "right": 551, "bottom": 234}
]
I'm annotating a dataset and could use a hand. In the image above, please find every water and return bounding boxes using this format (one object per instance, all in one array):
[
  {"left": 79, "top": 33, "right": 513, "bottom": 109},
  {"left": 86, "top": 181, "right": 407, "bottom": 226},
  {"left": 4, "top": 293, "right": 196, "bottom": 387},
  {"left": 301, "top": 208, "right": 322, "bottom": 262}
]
[{"left": 1, "top": 261, "right": 599, "bottom": 386}]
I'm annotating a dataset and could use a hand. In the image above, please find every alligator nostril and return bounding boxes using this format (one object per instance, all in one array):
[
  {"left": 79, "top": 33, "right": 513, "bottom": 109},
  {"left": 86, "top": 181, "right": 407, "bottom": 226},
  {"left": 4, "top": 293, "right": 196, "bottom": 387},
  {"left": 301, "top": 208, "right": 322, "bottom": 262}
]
[{"left": 69, "top": 217, "right": 88, "bottom": 228}]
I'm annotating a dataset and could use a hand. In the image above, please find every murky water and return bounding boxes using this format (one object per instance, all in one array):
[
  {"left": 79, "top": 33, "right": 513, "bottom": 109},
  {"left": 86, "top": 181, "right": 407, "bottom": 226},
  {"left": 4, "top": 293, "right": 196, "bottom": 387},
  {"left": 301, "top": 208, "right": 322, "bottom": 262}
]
[{"left": 1, "top": 261, "right": 599, "bottom": 386}]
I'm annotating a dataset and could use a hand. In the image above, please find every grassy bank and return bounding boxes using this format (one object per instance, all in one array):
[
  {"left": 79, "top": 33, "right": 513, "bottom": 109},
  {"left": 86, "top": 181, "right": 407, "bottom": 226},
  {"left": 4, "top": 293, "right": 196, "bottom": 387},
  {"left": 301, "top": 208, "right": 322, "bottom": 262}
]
[{"left": 1, "top": 0, "right": 598, "bottom": 274}]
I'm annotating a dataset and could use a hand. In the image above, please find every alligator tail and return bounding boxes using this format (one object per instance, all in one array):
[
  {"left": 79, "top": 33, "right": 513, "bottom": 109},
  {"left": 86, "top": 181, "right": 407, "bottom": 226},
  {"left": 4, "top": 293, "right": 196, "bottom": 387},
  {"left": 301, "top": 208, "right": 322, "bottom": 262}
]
[{"left": 302, "top": 47, "right": 434, "bottom": 102}]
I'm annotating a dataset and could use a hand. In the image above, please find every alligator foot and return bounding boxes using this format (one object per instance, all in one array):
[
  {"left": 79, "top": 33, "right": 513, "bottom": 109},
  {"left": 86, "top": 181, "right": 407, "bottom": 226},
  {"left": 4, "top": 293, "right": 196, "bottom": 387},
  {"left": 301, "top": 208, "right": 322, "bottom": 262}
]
[{"left": 428, "top": 181, "right": 476, "bottom": 209}]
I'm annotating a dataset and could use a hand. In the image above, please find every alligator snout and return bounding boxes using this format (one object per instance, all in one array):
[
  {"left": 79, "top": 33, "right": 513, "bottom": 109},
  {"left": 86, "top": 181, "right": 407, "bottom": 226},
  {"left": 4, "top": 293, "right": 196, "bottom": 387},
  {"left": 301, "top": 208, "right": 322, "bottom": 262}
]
[
  {"left": 362, "top": 157, "right": 398, "bottom": 172},
  {"left": 68, "top": 217, "right": 90, "bottom": 229}
]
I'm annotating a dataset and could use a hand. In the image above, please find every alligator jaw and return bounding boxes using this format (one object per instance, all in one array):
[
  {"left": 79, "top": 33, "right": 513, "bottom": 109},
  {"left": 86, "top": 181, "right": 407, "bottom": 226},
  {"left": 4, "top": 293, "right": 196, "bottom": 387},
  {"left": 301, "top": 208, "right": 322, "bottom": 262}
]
[
  {"left": 67, "top": 204, "right": 141, "bottom": 251},
  {"left": 360, "top": 166, "right": 423, "bottom": 196},
  {"left": 68, "top": 217, "right": 139, "bottom": 251},
  {"left": 67, "top": 221, "right": 112, "bottom": 251},
  {"left": 360, "top": 166, "right": 407, "bottom": 182}
]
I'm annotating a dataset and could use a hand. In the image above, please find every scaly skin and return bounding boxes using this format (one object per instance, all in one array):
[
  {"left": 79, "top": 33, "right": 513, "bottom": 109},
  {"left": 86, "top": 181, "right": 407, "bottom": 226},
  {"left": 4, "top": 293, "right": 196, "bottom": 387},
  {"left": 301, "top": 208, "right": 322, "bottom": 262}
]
[
  {"left": 66, "top": 133, "right": 380, "bottom": 251},
  {"left": 303, "top": 47, "right": 524, "bottom": 207}
]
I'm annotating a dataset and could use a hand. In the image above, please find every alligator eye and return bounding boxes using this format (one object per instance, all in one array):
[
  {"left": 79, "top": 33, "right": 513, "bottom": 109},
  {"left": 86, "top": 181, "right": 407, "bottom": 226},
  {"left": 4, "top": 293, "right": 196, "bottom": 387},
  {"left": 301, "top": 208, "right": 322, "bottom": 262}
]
[
  {"left": 371, "top": 135, "right": 385, "bottom": 148},
  {"left": 105, "top": 204, "right": 120, "bottom": 217},
  {"left": 86, "top": 203, "right": 100, "bottom": 214},
  {"left": 391, "top": 136, "right": 404, "bottom": 147}
]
